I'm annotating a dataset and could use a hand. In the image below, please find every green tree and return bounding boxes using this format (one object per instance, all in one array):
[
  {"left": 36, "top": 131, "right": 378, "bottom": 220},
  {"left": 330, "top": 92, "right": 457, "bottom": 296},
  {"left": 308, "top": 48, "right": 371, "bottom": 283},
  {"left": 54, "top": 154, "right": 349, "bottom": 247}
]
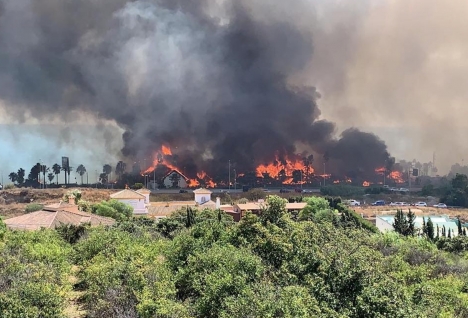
[
  {"left": 186, "top": 206, "right": 196, "bottom": 228},
  {"left": 426, "top": 217, "right": 435, "bottom": 240},
  {"left": 76, "top": 164, "right": 87, "bottom": 185},
  {"left": 99, "top": 172, "right": 108, "bottom": 184},
  {"left": 169, "top": 172, "right": 181, "bottom": 188},
  {"left": 406, "top": 209, "right": 416, "bottom": 236},
  {"left": 457, "top": 217, "right": 463, "bottom": 236},
  {"left": 448, "top": 228, "right": 452, "bottom": 238},
  {"left": 422, "top": 217, "right": 427, "bottom": 236},
  {"left": 260, "top": 195, "right": 287, "bottom": 225},
  {"left": 47, "top": 172, "right": 55, "bottom": 184},
  {"left": 246, "top": 188, "right": 266, "bottom": 201},
  {"left": 92, "top": 199, "right": 133, "bottom": 221},
  {"left": 392, "top": 209, "right": 408, "bottom": 235},
  {"left": 16, "top": 168, "right": 25, "bottom": 186},
  {"left": 8, "top": 172, "right": 18, "bottom": 184},
  {"left": 52, "top": 163, "right": 61, "bottom": 184},
  {"left": 436, "top": 224, "right": 440, "bottom": 239}
]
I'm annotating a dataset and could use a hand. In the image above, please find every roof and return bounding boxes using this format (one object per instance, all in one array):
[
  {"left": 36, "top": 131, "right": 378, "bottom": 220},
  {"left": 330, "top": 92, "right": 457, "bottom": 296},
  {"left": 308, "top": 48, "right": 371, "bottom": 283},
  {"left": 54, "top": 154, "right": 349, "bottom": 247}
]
[
  {"left": 235, "top": 202, "right": 307, "bottom": 211},
  {"left": 200, "top": 200, "right": 216, "bottom": 207},
  {"left": 43, "top": 202, "right": 80, "bottom": 213},
  {"left": 148, "top": 201, "right": 197, "bottom": 217},
  {"left": 110, "top": 189, "right": 145, "bottom": 200},
  {"left": 193, "top": 188, "right": 212, "bottom": 194},
  {"left": 4, "top": 208, "right": 115, "bottom": 230},
  {"left": 163, "top": 169, "right": 189, "bottom": 181},
  {"left": 136, "top": 188, "right": 151, "bottom": 194}
]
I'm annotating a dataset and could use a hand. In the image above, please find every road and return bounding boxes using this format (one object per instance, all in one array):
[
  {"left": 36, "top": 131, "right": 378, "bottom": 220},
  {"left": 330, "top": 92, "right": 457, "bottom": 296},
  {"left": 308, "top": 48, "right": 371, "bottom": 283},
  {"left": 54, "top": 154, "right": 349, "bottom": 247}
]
[{"left": 151, "top": 188, "right": 321, "bottom": 194}]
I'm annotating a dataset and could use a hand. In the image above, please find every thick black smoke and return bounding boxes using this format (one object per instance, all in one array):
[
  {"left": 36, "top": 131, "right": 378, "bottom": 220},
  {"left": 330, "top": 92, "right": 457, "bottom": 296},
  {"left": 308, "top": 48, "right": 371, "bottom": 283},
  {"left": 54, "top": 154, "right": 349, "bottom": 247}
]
[{"left": 0, "top": 0, "right": 390, "bottom": 180}]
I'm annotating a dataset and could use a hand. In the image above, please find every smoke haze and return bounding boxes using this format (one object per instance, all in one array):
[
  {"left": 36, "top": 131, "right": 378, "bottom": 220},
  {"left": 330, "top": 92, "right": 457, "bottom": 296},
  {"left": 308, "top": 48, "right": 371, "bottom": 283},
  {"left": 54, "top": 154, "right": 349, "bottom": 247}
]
[{"left": 0, "top": 0, "right": 465, "bottom": 177}]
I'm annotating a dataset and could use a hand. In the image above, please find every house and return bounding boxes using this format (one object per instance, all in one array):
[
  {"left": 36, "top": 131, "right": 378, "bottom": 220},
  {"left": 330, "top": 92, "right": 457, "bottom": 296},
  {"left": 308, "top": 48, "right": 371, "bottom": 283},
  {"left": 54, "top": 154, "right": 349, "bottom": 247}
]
[
  {"left": 110, "top": 188, "right": 148, "bottom": 215},
  {"left": 233, "top": 201, "right": 307, "bottom": 218},
  {"left": 147, "top": 188, "right": 218, "bottom": 219},
  {"left": 163, "top": 170, "right": 188, "bottom": 188},
  {"left": 4, "top": 202, "right": 115, "bottom": 230},
  {"left": 136, "top": 188, "right": 151, "bottom": 204},
  {"left": 376, "top": 214, "right": 461, "bottom": 236}
]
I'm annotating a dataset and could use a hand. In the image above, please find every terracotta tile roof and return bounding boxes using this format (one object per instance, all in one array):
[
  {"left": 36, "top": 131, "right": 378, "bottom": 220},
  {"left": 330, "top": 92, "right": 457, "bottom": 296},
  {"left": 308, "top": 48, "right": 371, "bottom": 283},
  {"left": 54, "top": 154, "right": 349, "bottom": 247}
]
[
  {"left": 136, "top": 188, "right": 151, "bottom": 194},
  {"left": 110, "top": 189, "right": 145, "bottom": 200},
  {"left": 193, "top": 188, "right": 212, "bottom": 194},
  {"left": 4, "top": 208, "right": 115, "bottom": 231}
]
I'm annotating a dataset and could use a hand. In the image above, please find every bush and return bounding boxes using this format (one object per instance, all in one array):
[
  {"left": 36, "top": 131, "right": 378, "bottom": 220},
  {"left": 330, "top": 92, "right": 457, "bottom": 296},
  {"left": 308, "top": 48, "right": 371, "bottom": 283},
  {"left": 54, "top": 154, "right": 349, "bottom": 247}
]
[
  {"left": 3, "top": 184, "right": 15, "bottom": 190},
  {"left": 246, "top": 188, "right": 266, "bottom": 201},
  {"left": 132, "top": 183, "right": 144, "bottom": 190},
  {"left": 91, "top": 199, "right": 133, "bottom": 221},
  {"left": 25, "top": 203, "right": 44, "bottom": 213}
]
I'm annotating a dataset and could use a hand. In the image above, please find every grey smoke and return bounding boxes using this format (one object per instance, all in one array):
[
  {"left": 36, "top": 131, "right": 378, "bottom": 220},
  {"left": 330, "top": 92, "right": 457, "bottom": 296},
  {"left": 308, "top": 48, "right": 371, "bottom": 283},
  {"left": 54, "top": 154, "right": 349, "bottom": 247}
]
[{"left": 0, "top": 0, "right": 391, "bottom": 180}]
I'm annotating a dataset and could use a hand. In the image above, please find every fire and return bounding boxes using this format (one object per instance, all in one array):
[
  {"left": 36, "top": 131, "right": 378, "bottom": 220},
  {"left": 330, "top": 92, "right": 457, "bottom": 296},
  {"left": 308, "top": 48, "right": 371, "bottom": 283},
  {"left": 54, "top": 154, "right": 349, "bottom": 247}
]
[
  {"left": 375, "top": 167, "right": 405, "bottom": 184},
  {"left": 363, "top": 181, "right": 371, "bottom": 187},
  {"left": 333, "top": 180, "right": 340, "bottom": 184},
  {"left": 161, "top": 145, "right": 172, "bottom": 156},
  {"left": 197, "top": 171, "right": 206, "bottom": 179},
  {"left": 187, "top": 179, "right": 200, "bottom": 187},
  {"left": 255, "top": 153, "right": 314, "bottom": 184},
  {"left": 345, "top": 178, "right": 352, "bottom": 183},
  {"left": 389, "top": 170, "right": 404, "bottom": 183}
]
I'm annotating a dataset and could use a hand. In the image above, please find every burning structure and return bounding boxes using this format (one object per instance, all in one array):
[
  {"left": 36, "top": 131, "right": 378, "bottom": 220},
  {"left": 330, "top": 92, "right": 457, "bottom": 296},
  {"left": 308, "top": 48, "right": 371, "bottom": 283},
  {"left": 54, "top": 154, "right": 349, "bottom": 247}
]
[{"left": 0, "top": 0, "right": 397, "bottom": 186}]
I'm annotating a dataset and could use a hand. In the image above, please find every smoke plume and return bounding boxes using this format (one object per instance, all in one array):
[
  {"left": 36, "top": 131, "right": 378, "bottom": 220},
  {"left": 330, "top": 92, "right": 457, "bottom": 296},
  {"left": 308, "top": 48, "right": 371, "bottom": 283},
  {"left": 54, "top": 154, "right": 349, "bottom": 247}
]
[{"left": 0, "top": 0, "right": 392, "bottom": 179}]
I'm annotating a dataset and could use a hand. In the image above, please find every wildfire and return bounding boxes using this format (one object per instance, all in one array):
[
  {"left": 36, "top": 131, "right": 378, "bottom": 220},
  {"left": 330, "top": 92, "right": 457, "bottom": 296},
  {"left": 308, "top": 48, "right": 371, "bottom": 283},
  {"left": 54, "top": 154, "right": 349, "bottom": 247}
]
[
  {"left": 375, "top": 167, "right": 405, "bottom": 184},
  {"left": 333, "top": 180, "right": 340, "bottom": 184},
  {"left": 161, "top": 145, "right": 172, "bottom": 156},
  {"left": 255, "top": 154, "right": 314, "bottom": 184},
  {"left": 363, "top": 181, "right": 371, "bottom": 187}
]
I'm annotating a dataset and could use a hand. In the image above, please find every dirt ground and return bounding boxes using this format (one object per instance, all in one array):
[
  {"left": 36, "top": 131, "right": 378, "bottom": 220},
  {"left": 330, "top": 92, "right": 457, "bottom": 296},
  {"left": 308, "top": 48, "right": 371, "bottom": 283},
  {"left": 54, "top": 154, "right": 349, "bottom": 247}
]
[{"left": 0, "top": 188, "right": 113, "bottom": 219}]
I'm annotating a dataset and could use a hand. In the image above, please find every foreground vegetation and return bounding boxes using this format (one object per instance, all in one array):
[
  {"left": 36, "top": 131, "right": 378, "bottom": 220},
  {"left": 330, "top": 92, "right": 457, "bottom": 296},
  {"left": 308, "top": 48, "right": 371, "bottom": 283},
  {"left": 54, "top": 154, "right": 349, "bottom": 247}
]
[{"left": 1, "top": 196, "right": 468, "bottom": 317}]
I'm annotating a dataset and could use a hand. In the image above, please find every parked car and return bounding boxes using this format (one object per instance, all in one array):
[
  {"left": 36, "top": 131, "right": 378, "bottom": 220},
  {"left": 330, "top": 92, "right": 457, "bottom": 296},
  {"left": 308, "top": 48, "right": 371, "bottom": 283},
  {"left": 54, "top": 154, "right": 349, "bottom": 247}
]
[
  {"left": 390, "top": 202, "right": 398, "bottom": 206},
  {"left": 399, "top": 188, "right": 409, "bottom": 192},
  {"left": 372, "top": 200, "right": 386, "bottom": 206},
  {"left": 434, "top": 203, "right": 448, "bottom": 208},
  {"left": 294, "top": 188, "right": 303, "bottom": 193},
  {"left": 414, "top": 202, "right": 427, "bottom": 207},
  {"left": 348, "top": 199, "right": 361, "bottom": 206},
  {"left": 179, "top": 189, "right": 188, "bottom": 193},
  {"left": 280, "top": 189, "right": 291, "bottom": 193},
  {"left": 302, "top": 189, "right": 313, "bottom": 193},
  {"left": 263, "top": 189, "right": 270, "bottom": 193}
]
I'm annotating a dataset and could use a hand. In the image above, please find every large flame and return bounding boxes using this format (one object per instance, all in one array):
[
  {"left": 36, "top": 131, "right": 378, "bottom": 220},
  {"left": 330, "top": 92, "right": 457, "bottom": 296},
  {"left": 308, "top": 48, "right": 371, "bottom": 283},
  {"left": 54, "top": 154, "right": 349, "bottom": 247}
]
[
  {"left": 255, "top": 154, "right": 314, "bottom": 185},
  {"left": 375, "top": 167, "right": 405, "bottom": 184},
  {"left": 144, "top": 145, "right": 217, "bottom": 188},
  {"left": 363, "top": 181, "right": 371, "bottom": 187}
]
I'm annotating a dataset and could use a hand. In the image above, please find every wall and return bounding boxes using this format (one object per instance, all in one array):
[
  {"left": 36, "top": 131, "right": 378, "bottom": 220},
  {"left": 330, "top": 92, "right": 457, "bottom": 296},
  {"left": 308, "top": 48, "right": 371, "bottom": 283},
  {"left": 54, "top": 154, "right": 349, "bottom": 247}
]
[
  {"left": 195, "top": 193, "right": 211, "bottom": 204},
  {"left": 116, "top": 198, "right": 147, "bottom": 215},
  {"left": 163, "top": 173, "right": 188, "bottom": 188}
]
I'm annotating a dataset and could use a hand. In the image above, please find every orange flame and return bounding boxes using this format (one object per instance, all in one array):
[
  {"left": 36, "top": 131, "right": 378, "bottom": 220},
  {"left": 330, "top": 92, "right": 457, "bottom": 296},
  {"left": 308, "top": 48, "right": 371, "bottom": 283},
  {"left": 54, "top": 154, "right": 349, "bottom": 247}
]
[
  {"left": 333, "top": 180, "right": 340, "bottom": 184},
  {"left": 363, "top": 181, "right": 371, "bottom": 187},
  {"left": 255, "top": 154, "right": 314, "bottom": 184},
  {"left": 162, "top": 145, "right": 172, "bottom": 156}
]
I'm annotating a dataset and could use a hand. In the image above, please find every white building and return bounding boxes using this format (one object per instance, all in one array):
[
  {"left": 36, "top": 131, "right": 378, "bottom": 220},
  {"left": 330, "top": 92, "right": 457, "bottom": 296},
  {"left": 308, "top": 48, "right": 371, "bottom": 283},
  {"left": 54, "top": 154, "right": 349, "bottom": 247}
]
[
  {"left": 376, "top": 215, "right": 461, "bottom": 236},
  {"left": 110, "top": 189, "right": 148, "bottom": 215},
  {"left": 193, "top": 188, "right": 213, "bottom": 204},
  {"left": 162, "top": 170, "right": 188, "bottom": 188}
]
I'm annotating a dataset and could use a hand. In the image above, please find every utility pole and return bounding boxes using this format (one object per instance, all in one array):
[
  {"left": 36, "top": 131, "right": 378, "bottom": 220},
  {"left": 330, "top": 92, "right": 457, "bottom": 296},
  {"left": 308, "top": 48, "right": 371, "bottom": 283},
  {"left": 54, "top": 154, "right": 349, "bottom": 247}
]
[
  {"left": 228, "top": 160, "right": 231, "bottom": 190},
  {"left": 95, "top": 170, "right": 98, "bottom": 189},
  {"left": 153, "top": 168, "right": 156, "bottom": 191},
  {"left": 234, "top": 169, "right": 236, "bottom": 190},
  {"left": 323, "top": 163, "right": 326, "bottom": 187}
]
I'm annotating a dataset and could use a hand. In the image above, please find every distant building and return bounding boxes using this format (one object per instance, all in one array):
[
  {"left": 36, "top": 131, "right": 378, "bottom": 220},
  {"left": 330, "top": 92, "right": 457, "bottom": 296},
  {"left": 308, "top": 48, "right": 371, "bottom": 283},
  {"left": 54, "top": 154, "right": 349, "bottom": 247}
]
[
  {"left": 162, "top": 170, "right": 188, "bottom": 188},
  {"left": 4, "top": 202, "right": 115, "bottom": 230},
  {"left": 110, "top": 188, "right": 148, "bottom": 215},
  {"left": 233, "top": 202, "right": 307, "bottom": 218},
  {"left": 376, "top": 214, "right": 461, "bottom": 236}
]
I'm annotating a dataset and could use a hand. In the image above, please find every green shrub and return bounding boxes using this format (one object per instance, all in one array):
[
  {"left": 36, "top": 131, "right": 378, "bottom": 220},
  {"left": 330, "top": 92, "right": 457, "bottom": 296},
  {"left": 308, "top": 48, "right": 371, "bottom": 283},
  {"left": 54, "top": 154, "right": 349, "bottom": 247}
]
[
  {"left": 25, "top": 203, "right": 44, "bottom": 213},
  {"left": 320, "top": 185, "right": 365, "bottom": 197}
]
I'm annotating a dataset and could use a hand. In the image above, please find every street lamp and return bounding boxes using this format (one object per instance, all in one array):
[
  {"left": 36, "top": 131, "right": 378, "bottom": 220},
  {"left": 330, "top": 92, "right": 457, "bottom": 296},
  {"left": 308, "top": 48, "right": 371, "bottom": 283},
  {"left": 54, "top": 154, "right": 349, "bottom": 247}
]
[
  {"left": 228, "top": 160, "right": 231, "bottom": 190},
  {"left": 234, "top": 169, "right": 236, "bottom": 190}
]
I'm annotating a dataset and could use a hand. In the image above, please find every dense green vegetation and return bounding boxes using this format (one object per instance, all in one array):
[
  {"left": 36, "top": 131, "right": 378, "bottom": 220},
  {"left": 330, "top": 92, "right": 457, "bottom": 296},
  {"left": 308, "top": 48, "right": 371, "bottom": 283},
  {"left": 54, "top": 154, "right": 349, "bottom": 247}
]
[{"left": 2, "top": 195, "right": 468, "bottom": 317}]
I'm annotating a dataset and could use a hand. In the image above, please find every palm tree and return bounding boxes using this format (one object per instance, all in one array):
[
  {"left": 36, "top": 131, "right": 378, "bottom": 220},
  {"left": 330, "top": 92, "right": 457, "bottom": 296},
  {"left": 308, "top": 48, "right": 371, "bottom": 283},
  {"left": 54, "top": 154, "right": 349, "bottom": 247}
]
[
  {"left": 52, "top": 164, "right": 61, "bottom": 185},
  {"left": 115, "top": 161, "right": 126, "bottom": 181},
  {"left": 17, "top": 168, "right": 25, "bottom": 186},
  {"left": 103, "top": 164, "right": 112, "bottom": 181},
  {"left": 62, "top": 165, "right": 68, "bottom": 185},
  {"left": 9, "top": 172, "right": 18, "bottom": 183},
  {"left": 47, "top": 172, "right": 55, "bottom": 184},
  {"left": 41, "top": 165, "right": 48, "bottom": 187},
  {"left": 68, "top": 166, "right": 73, "bottom": 185},
  {"left": 99, "top": 172, "right": 108, "bottom": 184},
  {"left": 76, "top": 164, "right": 87, "bottom": 185}
]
